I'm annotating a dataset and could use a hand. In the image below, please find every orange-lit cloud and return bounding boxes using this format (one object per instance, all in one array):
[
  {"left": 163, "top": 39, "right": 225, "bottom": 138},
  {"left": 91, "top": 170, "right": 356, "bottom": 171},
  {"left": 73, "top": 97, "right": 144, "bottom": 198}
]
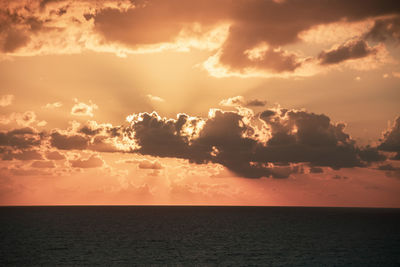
[
  {"left": 147, "top": 94, "right": 165, "bottom": 103},
  {"left": 0, "top": 94, "right": 14, "bottom": 107},
  {"left": 43, "top": 102, "right": 62, "bottom": 109},
  {"left": 0, "top": 0, "right": 399, "bottom": 78},
  {"left": 0, "top": 111, "right": 37, "bottom": 127},
  {"left": 71, "top": 99, "right": 98, "bottom": 117}
]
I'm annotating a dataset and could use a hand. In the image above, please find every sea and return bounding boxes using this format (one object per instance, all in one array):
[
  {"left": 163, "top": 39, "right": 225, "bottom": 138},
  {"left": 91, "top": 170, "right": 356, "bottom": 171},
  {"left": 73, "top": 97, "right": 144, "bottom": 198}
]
[{"left": 0, "top": 206, "right": 399, "bottom": 266}]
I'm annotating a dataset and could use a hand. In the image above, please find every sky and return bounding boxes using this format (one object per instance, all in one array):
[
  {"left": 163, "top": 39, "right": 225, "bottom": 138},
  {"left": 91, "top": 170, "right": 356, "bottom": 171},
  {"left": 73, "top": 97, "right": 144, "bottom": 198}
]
[{"left": 0, "top": 0, "right": 400, "bottom": 207}]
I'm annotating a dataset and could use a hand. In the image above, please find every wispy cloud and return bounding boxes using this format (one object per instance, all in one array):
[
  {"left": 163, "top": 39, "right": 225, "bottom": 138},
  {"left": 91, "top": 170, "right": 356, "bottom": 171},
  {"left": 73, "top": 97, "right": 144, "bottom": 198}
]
[
  {"left": 71, "top": 99, "right": 98, "bottom": 117},
  {"left": 0, "top": 94, "right": 14, "bottom": 107}
]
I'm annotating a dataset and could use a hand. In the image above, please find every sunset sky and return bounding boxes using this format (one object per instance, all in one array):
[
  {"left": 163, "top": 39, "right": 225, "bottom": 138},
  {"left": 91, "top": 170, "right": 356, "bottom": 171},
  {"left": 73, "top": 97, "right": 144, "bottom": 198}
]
[{"left": 0, "top": 0, "right": 400, "bottom": 207}]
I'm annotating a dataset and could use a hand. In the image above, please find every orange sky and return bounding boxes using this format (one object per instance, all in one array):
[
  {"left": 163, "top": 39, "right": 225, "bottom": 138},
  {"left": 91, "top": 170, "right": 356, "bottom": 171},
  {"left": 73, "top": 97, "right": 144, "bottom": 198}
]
[{"left": 0, "top": 0, "right": 400, "bottom": 207}]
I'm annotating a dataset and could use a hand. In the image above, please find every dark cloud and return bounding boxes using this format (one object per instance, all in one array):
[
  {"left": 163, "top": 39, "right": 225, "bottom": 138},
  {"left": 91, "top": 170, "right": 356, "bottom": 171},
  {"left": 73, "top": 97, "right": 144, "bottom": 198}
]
[
  {"left": 93, "top": 0, "right": 227, "bottom": 46},
  {"left": 0, "top": 10, "right": 44, "bottom": 53},
  {"left": 310, "top": 167, "right": 324, "bottom": 173},
  {"left": 3, "top": 150, "right": 43, "bottom": 161},
  {"left": 377, "top": 164, "right": 400, "bottom": 178},
  {"left": 357, "top": 146, "right": 386, "bottom": 163},
  {"left": 131, "top": 112, "right": 192, "bottom": 158},
  {"left": 220, "top": 96, "right": 267, "bottom": 107},
  {"left": 50, "top": 129, "right": 121, "bottom": 152},
  {"left": 56, "top": 6, "right": 68, "bottom": 16},
  {"left": 0, "top": 127, "right": 41, "bottom": 149},
  {"left": 83, "top": 13, "right": 93, "bottom": 21},
  {"left": 92, "top": 0, "right": 400, "bottom": 73},
  {"left": 245, "top": 99, "right": 267, "bottom": 107},
  {"left": 2, "top": 28, "right": 30, "bottom": 53},
  {"left": 0, "top": 127, "right": 45, "bottom": 162},
  {"left": 191, "top": 110, "right": 269, "bottom": 177},
  {"left": 256, "top": 110, "right": 363, "bottom": 169},
  {"left": 31, "top": 160, "right": 55, "bottom": 168},
  {"left": 78, "top": 122, "right": 122, "bottom": 137},
  {"left": 218, "top": 34, "right": 302, "bottom": 72},
  {"left": 260, "top": 110, "right": 276, "bottom": 119},
  {"left": 45, "top": 150, "right": 65, "bottom": 160},
  {"left": 378, "top": 164, "right": 398, "bottom": 171},
  {"left": 69, "top": 155, "right": 104, "bottom": 168},
  {"left": 78, "top": 125, "right": 102, "bottom": 136},
  {"left": 50, "top": 131, "right": 89, "bottom": 150},
  {"left": 318, "top": 40, "right": 377, "bottom": 65},
  {"left": 332, "top": 174, "right": 348, "bottom": 179},
  {"left": 378, "top": 116, "right": 400, "bottom": 159},
  {"left": 126, "top": 108, "right": 382, "bottom": 178},
  {"left": 365, "top": 16, "right": 400, "bottom": 43},
  {"left": 39, "top": 0, "right": 59, "bottom": 10}
]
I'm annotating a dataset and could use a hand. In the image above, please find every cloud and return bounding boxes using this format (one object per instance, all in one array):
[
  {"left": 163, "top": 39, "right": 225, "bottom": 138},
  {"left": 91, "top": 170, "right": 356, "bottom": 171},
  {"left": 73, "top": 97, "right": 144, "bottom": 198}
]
[
  {"left": 365, "top": 16, "right": 400, "bottom": 44},
  {"left": 0, "top": 94, "right": 14, "bottom": 107},
  {"left": 378, "top": 164, "right": 398, "bottom": 171},
  {"left": 378, "top": 116, "right": 400, "bottom": 159},
  {"left": 0, "top": 10, "right": 32, "bottom": 53},
  {"left": 31, "top": 160, "right": 55, "bottom": 168},
  {"left": 49, "top": 121, "right": 126, "bottom": 153},
  {"left": 0, "top": 127, "right": 41, "bottom": 149},
  {"left": 129, "top": 112, "right": 194, "bottom": 159},
  {"left": 0, "top": 111, "right": 37, "bottom": 126},
  {"left": 1, "top": 0, "right": 399, "bottom": 77},
  {"left": 78, "top": 120, "right": 121, "bottom": 137},
  {"left": 147, "top": 94, "right": 165, "bottom": 103},
  {"left": 255, "top": 110, "right": 365, "bottom": 169},
  {"left": 216, "top": 39, "right": 303, "bottom": 74},
  {"left": 120, "top": 158, "right": 164, "bottom": 170},
  {"left": 318, "top": 40, "right": 378, "bottom": 65},
  {"left": 43, "top": 101, "right": 62, "bottom": 109},
  {"left": 37, "top": 120, "right": 47, "bottom": 127},
  {"left": 125, "top": 106, "right": 385, "bottom": 178},
  {"left": 45, "top": 150, "right": 65, "bottom": 160},
  {"left": 71, "top": 99, "right": 98, "bottom": 117},
  {"left": 138, "top": 160, "right": 164, "bottom": 170},
  {"left": 0, "top": 96, "right": 396, "bottom": 179},
  {"left": 3, "top": 150, "right": 43, "bottom": 161},
  {"left": 298, "top": 19, "right": 375, "bottom": 45},
  {"left": 69, "top": 154, "right": 104, "bottom": 168},
  {"left": 357, "top": 146, "right": 386, "bottom": 163},
  {"left": 16, "top": 111, "right": 36, "bottom": 126},
  {"left": 50, "top": 131, "right": 89, "bottom": 150},
  {"left": 377, "top": 163, "right": 400, "bottom": 178},
  {"left": 219, "top": 96, "right": 246, "bottom": 107},
  {"left": 310, "top": 167, "right": 324, "bottom": 173},
  {"left": 219, "top": 96, "right": 267, "bottom": 108},
  {"left": 245, "top": 99, "right": 267, "bottom": 107}
]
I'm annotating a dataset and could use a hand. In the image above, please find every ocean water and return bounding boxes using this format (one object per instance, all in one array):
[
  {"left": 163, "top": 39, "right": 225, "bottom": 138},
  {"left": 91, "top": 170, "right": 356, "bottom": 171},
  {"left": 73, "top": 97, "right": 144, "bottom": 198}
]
[{"left": 0, "top": 206, "right": 399, "bottom": 266}]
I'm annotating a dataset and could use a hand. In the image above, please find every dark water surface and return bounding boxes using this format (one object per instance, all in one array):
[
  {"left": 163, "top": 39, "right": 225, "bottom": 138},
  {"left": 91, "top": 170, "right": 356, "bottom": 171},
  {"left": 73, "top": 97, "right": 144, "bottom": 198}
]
[{"left": 0, "top": 206, "right": 399, "bottom": 266}]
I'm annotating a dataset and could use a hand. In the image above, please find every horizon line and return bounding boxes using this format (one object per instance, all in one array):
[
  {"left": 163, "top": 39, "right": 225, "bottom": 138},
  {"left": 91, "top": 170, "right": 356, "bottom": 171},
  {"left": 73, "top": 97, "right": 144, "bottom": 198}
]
[{"left": 0, "top": 204, "right": 399, "bottom": 209}]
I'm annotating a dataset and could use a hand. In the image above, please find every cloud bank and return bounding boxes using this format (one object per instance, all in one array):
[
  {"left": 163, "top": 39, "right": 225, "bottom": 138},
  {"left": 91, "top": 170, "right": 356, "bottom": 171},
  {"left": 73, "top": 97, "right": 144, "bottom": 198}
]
[
  {"left": 0, "top": 0, "right": 399, "bottom": 77},
  {"left": 0, "top": 99, "right": 398, "bottom": 178}
]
